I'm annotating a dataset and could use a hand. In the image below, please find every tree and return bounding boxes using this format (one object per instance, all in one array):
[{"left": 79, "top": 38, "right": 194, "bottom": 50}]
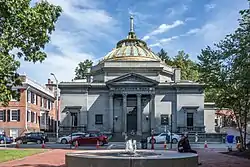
[
  {"left": 156, "top": 49, "right": 172, "bottom": 65},
  {"left": 171, "top": 51, "right": 199, "bottom": 81},
  {"left": 198, "top": 1, "right": 250, "bottom": 149},
  {"left": 157, "top": 49, "right": 199, "bottom": 81},
  {"left": 74, "top": 59, "right": 93, "bottom": 79},
  {"left": 0, "top": 0, "right": 62, "bottom": 106}
]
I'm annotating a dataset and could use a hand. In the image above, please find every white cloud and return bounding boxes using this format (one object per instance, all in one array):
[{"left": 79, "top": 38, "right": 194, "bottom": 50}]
[
  {"left": 204, "top": 4, "right": 216, "bottom": 12},
  {"left": 18, "top": 0, "right": 119, "bottom": 83},
  {"left": 142, "top": 20, "right": 184, "bottom": 40}
]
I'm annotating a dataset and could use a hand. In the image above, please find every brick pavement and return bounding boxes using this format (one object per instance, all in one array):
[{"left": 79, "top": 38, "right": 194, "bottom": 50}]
[{"left": 0, "top": 149, "right": 250, "bottom": 167}]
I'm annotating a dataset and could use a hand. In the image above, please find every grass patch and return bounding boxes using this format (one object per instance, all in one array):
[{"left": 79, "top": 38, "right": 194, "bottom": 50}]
[{"left": 0, "top": 149, "right": 46, "bottom": 163}]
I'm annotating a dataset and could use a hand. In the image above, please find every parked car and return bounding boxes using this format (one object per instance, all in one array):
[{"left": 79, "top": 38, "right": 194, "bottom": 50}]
[
  {"left": 15, "top": 132, "right": 49, "bottom": 144},
  {"left": 147, "top": 131, "right": 181, "bottom": 144},
  {"left": 70, "top": 132, "right": 108, "bottom": 146},
  {"left": 0, "top": 134, "right": 13, "bottom": 144},
  {"left": 57, "top": 132, "right": 86, "bottom": 144}
]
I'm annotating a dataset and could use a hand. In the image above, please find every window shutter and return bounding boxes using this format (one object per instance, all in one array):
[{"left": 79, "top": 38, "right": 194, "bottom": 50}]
[
  {"left": 36, "top": 113, "right": 38, "bottom": 124},
  {"left": 17, "top": 110, "right": 20, "bottom": 121},
  {"left": 7, "top": 110, "right": 10, "bottom": 122},
  {"left": 3, "top": 110, "right": 6, "bottom": 122}
]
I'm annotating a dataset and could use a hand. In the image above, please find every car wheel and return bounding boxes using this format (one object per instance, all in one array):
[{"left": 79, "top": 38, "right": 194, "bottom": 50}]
[
  {"left": 172, "top": 138, "right": 178, "bottom": 144},
  {"left": 61, "top": 139, "right": 68, "bottom": 144},
  {"left": 150, "top": 139, "right": 156, "bottom": 144},
  {"left": 37, "top": 140, "right": 42, "bottom": 144},
  {"left": 0, "top": 140, "right": 4, "bottom": 144}
]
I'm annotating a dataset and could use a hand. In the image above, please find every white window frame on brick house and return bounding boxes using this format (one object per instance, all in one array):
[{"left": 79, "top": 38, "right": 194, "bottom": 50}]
[
  {"left": 27, "top": 91, "right": 31, "bottom": 103},
  {"left": 41, "top": 98, "right": 44, "bottom": 107},
  {"left": 27, "top": 110, "right": 31, "bottom": 122},
  {"left": 10, "top": 109, "right": 19, "bottom": 121},
  {"left": 33, "top": 93, "right": 36, "bottom": 104},
  {"left": 34, "top": 112, "right": 37, "bottom": 124}
]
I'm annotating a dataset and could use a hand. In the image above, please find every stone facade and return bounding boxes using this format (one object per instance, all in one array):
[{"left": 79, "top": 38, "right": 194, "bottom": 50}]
[{"left": 58, "top": 17, "right": 214, "bottom": 135}]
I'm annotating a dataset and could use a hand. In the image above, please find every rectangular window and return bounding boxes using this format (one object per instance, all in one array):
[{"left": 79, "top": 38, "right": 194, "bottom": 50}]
[
  {"left": 95, "top": 114, "right": 103, "bottom": 125},
  {"left": 40, "top": 112, "right": 46, "bottom": 125},
  {"left": 27, "top": 110, "right": 31, "bottom": 122},
  {"left": 11, "top": 110, "right": 19, "bottom": 121},
  {"left": 31, "top": 112, "right": 35, "bottom": 123},
  {"left": 161, "top": 114, "right": 169, "bottom": 125},
  {"left": 40, "top": 97, "right": 43, "bottom": 107},
  {"left": 187, "top": 113, "right": 194, "bottom": 127},
  {"left": 31, "top": 92, "right": 35, "bottom": 104},
  {"left": 0, "top": 110, "right": 4, "bottom": 121},
  {"left": 47, "top": 100, "right": 50, "bottom": 109},
  {"left": 27, "top": 91, "right": 31, "bottom": 102},
  {"left": 36, "top": 95, "right": 39, "bottom": 105},
  {"left": 44, "top": 99, "right": 47, "bottom": 108},
  {"left": 34, "top": 112, "right": 37, "bottom": 123}
]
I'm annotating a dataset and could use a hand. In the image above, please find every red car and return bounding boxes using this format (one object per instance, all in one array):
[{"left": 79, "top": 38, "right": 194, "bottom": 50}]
[{"left": 70, "top": 133, "right": 108, "bottom": 146}]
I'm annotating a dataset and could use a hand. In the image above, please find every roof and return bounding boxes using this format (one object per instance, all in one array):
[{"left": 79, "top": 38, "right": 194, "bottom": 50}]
[{"left": 100, "top": 16, "right": 161, "bottom": 63}]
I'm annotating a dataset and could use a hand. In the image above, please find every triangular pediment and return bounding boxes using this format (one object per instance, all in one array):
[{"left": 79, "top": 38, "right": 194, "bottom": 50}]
[{"left": 106, "top": 73, "right": 159, "bottom": 86}]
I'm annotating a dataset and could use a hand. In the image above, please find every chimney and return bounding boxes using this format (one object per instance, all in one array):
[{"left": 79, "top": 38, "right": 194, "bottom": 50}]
[
  {"left": 174, "top": 68, "right": 181, "bottom": 82},
  {"left": 48, "top": 78, "right": 51, "bottom": 84}
]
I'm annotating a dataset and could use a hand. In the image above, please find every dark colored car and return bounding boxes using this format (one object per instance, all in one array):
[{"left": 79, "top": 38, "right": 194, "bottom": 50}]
[
  {"left": 15, "top": 132, "right": 49, "bottom": 144},
  {"left": 0, "top": 134, "right": 13, "bottom": 144},
  {"left": 70, "top": 132, "right": 108, "bottom": 146}
]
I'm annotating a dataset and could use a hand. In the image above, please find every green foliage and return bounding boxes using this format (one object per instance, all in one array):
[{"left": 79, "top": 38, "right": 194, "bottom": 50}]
[
  {"left": 198, "top": 1, "right": 250, "bottom": 148},
  {"left": 0, "top": 0, "right": 62, "bottom": 106},
  {"left": 74, "top": 59, "right": 93, "bottom": 79},
  {"left": 157, "top": 49, "right": 172, "bottom": 66},
  {"left": 157, "top": 49, "right": 199, "bottom": 81}
]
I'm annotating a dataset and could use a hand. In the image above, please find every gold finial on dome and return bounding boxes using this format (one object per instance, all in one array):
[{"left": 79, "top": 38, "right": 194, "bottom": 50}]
[
  {"left": 128, "top": 15, "right": 136, "bottom": 39},
  {"left": 130, "top": 15, "right": 134, "bottom": 32}
]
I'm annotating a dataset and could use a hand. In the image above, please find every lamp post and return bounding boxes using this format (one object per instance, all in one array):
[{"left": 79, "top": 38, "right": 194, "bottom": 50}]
[{"left": 50, "top": 73, "right": 59, "bottom": 140}]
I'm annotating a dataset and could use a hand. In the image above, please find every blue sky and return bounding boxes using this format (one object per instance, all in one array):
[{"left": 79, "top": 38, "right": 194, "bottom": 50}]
[{"left": 19, "top": 0, "right": 249, "bottom": 84}]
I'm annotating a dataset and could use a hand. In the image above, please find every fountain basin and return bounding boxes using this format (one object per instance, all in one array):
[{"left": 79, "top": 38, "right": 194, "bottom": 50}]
[{"left": 66, "top": 149, "right": 198, "bottom": 167}]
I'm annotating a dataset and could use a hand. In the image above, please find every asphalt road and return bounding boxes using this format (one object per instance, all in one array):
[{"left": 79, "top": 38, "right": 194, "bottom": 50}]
[{"left": 0, "top": 142, "right": 231, "bottom": 150}]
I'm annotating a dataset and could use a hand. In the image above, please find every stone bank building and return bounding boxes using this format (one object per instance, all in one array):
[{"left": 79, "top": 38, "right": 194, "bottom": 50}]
[{"left": 59, "top": 17, "right": 215, "bottom": 135}]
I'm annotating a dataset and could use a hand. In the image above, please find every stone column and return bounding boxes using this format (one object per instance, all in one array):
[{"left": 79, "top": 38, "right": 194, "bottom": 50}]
[
  {"left": 137, "top": 94, "right": 142, "bottom": 135},
  {"left": 109, "top": 93, "right": 114, "bottom": 132},
  {"left": 150, "top": 94, "right": 155, "bottom": 130},
  {"left": 122, "top": 93, "right": 127, "bottom": 132}
]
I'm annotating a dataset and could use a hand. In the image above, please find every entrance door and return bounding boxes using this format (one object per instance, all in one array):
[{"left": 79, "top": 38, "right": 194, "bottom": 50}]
[
  {"left": 187, "top": 113, "right": 194, "bottom": 127},
  {"left": 127, "top": 107, "right": 137, "bottom": 132}
]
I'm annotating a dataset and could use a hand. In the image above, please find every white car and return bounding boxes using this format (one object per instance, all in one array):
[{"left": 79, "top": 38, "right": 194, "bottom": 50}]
[
  {"left": 147, "top": 131, "right": 181, "bottom": 144},
  {"left": 57, "top": 132, "right": 86, "bottom": 144}
]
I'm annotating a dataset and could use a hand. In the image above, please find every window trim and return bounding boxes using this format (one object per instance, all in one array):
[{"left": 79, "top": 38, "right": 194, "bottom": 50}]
[
  {"left": 28, "top": 91, "right": 31, "bottom": 103},
  {"left": 27, "top": 110, "right": 31, "bottom": 122},
  {"left": 34, "top": 112, "right": 37, "bottom": 124},
  {"left": 95, "top": 114, "right": 103, "bottom": 125},
  {"left": 10, "top": 109, "right": 19, "bottom": 122}
]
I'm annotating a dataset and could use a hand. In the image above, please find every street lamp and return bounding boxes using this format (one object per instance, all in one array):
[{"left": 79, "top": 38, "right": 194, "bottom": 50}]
[{"left": 50, "top": 73, "right": 59, "bottom": 141}]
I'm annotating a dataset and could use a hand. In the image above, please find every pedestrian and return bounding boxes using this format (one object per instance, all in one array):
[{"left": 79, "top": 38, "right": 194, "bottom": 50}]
[{"left": 178, "top": 132, "right": 202, "bottom": 165}]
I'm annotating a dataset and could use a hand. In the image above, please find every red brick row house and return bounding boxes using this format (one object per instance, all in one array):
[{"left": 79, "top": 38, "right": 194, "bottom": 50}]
[{"left": 0, "top": 75, "right": 59, "bottom": 138}]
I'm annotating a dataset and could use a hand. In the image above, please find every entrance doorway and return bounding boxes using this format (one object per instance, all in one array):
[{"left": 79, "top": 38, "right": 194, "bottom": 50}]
[{"left": 127, "top": 106, "right": 137, "bottom": 132}]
